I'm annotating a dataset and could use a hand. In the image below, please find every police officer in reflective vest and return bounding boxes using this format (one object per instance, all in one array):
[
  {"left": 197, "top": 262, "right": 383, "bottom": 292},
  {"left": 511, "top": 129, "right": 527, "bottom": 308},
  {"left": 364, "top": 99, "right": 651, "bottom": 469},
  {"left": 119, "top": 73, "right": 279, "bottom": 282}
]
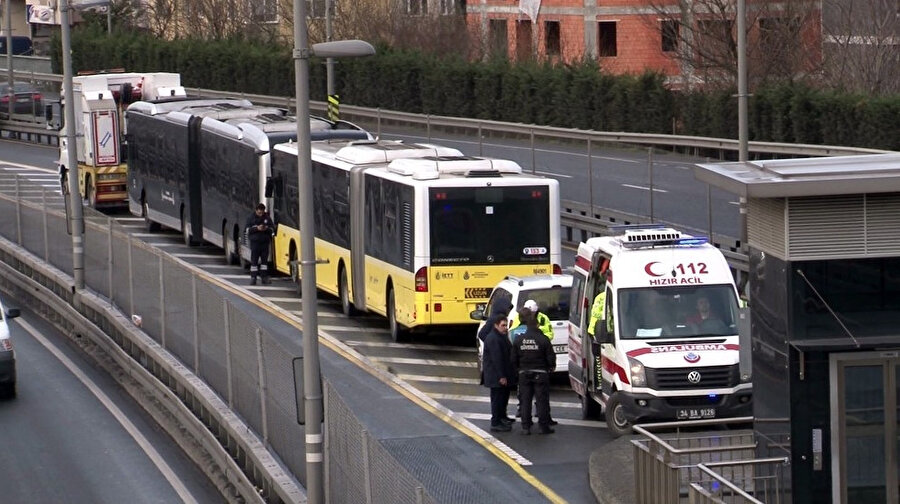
[
  {"left": 588, "top": 261, "right": 611, "bottom": 337},
  {"left": 511, "top": 307, "right": 555, "bottom": 435},
  {"left": 246, "top": 203, "right": 274, "bottom": 285}
]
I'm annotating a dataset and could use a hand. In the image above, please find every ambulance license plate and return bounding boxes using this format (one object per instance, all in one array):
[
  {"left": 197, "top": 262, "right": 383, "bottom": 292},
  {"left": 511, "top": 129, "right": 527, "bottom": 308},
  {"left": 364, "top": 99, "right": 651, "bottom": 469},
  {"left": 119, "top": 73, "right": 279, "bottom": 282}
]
[
  {"left": 553, "top": 344, "right": 567, "bottom": 354},
  {"left": 676, "top": 408, "right": 716, "bottom": 420}
]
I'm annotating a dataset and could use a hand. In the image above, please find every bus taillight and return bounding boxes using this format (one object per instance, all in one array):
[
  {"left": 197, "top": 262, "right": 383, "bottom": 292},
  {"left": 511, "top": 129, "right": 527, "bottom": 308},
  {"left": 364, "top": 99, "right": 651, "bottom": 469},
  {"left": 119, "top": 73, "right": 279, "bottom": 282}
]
[
  {"left": 553, "top": 263, "right": 562, "bottom": 274},
  {"left": 415, "top": 267, "right": 428, "bottom": 292}
]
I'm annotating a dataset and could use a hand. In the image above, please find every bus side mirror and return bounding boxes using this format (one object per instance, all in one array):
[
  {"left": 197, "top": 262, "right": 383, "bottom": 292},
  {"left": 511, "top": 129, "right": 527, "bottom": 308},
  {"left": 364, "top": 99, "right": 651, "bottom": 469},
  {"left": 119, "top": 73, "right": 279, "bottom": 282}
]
[{"left": 469, "top": 309, "right": 485, "bottom": 321}]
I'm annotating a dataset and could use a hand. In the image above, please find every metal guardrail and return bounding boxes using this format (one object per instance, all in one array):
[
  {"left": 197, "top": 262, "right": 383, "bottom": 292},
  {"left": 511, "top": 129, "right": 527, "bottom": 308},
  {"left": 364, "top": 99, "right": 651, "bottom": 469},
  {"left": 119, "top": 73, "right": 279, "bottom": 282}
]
[
  {"left": 689, "top": 458, "right": 791, "bottom": 504},
  {"left": 631, "top": 417, "right": 757, "bottom": 504}
]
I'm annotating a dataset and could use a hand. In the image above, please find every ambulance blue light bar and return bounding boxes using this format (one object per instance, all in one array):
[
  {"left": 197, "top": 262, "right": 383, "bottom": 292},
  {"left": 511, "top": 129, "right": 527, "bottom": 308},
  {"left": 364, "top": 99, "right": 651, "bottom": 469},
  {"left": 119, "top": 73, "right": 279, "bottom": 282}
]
[{"left": 675, "top": 237, "right": 709, "bottom": 246}]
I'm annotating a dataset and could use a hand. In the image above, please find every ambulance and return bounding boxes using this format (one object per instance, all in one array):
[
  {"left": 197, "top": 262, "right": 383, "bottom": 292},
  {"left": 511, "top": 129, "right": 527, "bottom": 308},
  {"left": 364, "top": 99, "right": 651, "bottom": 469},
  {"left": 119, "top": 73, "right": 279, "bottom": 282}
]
[{"left": 567, "top": 226, "right": 752, "bottom": 435}]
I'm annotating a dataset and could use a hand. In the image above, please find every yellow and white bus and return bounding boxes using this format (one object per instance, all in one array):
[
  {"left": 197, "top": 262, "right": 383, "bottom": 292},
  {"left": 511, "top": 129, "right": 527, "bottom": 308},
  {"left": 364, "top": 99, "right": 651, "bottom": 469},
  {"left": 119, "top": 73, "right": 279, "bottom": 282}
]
[{"left": 269, "top": 139, "right": 561, "bottom": 341}]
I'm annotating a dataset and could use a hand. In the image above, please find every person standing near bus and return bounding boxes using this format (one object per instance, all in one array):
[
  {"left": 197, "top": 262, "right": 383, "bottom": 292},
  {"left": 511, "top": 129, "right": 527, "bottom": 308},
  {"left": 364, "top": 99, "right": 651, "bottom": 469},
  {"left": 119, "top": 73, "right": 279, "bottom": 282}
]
[
  {"left": 482, "top": 314, "right": 514, "bottom": 432},
  {"left": 246, "top": 203, "right": 274, "bottom": 285},
  {"left": 511, "top": 308, "right": 555, "bottom": 435}
]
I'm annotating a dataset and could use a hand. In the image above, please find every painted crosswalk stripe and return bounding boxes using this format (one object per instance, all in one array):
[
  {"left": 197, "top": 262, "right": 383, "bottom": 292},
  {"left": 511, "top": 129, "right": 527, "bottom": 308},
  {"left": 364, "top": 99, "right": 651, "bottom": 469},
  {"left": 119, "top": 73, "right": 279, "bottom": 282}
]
[
  {"left": 460, "top": 412, "right": 606, "bottom": 429},
  {"left": 345, "top": 340, "right": 476, "bottom": 353},
  {"left": 428, "top": 393, "right": 580, "bottom": 409},
  {"left": 368, "top": 356, "right": 477, "bottom": 368},
  {"left": 398, "top": 374, "right": 480, "bottom": 385}
]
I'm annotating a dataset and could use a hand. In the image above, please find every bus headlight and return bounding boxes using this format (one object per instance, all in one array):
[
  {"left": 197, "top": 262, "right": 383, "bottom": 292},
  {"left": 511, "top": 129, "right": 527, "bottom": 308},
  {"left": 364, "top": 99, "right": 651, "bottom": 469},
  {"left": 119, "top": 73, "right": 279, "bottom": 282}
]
[{"left": 628, "top": 357, "right": 646, "bottom": 387}]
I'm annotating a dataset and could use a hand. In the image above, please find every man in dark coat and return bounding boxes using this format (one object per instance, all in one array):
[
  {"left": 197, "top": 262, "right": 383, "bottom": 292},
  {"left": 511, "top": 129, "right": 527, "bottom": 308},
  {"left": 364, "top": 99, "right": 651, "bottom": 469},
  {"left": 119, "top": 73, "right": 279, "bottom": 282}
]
[
  {"left": 245, "top": 203, "right": 274, "bottom": 285},
  {"left": 511, "top": 308, "right": 556, "bottom": 435},
  {"left": 482, "top": 315, "right": 514, "bottom": 432}
]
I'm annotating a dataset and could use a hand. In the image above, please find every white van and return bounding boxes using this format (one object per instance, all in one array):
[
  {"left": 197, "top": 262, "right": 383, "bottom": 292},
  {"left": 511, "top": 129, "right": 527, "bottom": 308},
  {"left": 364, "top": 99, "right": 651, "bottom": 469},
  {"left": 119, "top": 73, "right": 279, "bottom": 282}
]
[
  {"left": 567, "top": 226, "right": 751, "bottom": 435},
  {"left": 472, "top": 274, "right": 572, "bottom": 374}
]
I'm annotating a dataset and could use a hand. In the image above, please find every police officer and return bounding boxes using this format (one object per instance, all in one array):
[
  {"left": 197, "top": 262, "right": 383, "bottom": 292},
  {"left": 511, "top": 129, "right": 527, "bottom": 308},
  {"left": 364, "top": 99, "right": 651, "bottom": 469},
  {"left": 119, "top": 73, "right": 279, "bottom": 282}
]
[
  {"left": 510, "top": 299, "right": 553, "bottom": 340},
  {"left": 511, "top": 307, "right": 555, "bottom": 435},
  {"left": 246, "top": 203, "right": 274, "bottom": 285}
]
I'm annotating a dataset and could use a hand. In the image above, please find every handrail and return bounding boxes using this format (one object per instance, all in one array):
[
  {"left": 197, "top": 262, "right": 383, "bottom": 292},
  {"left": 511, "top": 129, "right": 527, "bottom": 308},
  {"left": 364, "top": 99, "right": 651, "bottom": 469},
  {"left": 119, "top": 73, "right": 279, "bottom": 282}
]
[
  {"left": 632, "top": 416, "right": 755, "bottom": 455},
  {"left": 1, "top": 68, "right": 888, "bottom": 157},
  {"left": 695, "top": 460, "right": 791, "bottom": 503}
]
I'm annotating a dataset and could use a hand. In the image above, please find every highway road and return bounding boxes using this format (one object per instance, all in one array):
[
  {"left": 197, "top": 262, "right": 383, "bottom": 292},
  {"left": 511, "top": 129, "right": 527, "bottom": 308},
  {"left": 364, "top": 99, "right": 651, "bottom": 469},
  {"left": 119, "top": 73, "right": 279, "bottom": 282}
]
[
  {"left": 0, "top": 292, "right": 222, "bottom": 503},
  {"left": 0, "top": 133, "right": 738, "bottom": 502}
]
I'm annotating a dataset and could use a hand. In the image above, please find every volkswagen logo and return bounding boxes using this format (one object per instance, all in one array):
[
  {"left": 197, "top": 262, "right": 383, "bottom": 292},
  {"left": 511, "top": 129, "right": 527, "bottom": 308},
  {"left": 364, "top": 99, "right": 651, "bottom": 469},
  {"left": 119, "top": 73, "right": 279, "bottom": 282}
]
[{"left": 687, "top": 371, "right": 702, "bottom": 384}]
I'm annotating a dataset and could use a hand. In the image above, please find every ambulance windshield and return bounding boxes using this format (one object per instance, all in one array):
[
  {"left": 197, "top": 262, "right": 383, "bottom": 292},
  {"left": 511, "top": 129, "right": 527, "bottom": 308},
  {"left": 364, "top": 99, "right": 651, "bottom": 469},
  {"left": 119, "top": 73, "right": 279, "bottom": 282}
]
[{"left": 617, "top": 284, "right": 739, "bottom": 339}]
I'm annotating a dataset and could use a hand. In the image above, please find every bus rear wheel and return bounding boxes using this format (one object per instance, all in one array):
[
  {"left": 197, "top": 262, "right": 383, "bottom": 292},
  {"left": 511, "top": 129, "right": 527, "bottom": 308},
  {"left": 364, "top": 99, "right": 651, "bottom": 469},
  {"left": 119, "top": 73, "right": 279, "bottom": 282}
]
[
  {"left": 143, "top": 202, "right": 160, "bottom": 232},
  {"left": 338, "top": 266, "right": 355, "bottom": 317},
  {"left": 223, "top": 228, "right": 236, "bottom": 265},
  {"left": 387, "top": 288, "right": 407, "bottom": 343}
]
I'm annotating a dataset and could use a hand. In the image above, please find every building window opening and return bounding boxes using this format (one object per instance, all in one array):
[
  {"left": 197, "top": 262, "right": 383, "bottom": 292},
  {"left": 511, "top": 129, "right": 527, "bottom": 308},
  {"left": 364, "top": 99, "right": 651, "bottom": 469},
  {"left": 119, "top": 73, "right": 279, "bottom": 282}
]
[
  {"left": 598, "top": 21, "right": 617, "bottom": 57},
  {"left": 545, "top": 20, "right": 561, "bottom": 57},
  {"left": 661, "top": 19, "right": 679, "bottom": 52}
]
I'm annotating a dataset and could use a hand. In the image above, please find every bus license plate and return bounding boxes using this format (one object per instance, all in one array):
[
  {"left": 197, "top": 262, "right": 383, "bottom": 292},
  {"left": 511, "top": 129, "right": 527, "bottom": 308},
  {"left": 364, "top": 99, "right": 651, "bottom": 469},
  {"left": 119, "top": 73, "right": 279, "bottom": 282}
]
[
  {"left": 677, "top": 408, "right": 716, "bottom": 420},
  {"left": 553, "top": 344, "right": 567, "bottom": 354}
]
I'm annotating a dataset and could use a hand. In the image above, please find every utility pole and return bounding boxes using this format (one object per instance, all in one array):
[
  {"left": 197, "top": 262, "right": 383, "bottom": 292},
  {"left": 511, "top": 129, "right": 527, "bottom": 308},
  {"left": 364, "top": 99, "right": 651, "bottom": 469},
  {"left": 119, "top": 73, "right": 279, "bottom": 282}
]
[
  {"left": 326, "top": 0, "right": 334, "bottom": 98},
  {"left": 5, "top": 0, "right": 13, "bottom": 117},
  {"left": 736, "top": 0, "right": 750, "bottom": 295},
  {"left": 61, "top": 0, "right": 85, "bottom": 290}
]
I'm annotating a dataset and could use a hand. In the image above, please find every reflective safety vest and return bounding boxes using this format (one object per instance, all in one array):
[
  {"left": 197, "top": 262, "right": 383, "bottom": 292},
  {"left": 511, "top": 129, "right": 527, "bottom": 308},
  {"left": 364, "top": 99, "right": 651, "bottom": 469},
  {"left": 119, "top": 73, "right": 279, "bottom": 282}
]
[
  {"left": 510, "top": 311, "right": 553, "bottom": 340},
  {"left": 587, "top": 291, "right": 606, "bottom": 336}
]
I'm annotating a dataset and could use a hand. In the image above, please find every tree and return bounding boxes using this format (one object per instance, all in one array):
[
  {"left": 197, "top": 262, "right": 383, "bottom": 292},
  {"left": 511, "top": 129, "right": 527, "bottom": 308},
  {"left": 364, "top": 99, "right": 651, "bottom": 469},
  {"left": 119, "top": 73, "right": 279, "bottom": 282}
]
[
  {"left": 820, "top": 0, "right": 900, "bottom": 95},
  {"left": 641, "top": 0, "right": 821, "bottom": 88}
]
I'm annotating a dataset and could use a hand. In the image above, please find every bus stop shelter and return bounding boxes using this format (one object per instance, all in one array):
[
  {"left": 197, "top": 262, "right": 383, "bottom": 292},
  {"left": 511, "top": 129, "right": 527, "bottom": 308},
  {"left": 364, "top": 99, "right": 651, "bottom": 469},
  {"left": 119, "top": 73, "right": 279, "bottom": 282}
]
[{"left": 694, "top": 153, "right": 900, "bottom": 504}]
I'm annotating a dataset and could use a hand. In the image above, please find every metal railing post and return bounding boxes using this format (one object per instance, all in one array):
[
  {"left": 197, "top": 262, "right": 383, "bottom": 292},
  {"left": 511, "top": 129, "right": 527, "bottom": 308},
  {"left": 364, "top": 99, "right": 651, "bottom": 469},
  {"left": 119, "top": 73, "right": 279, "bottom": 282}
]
[
  {"left": 426, "top": 114, "right": 431, "bottom": 142},
  {"left": 14, "top": 175, "right": 21, "bottom": 245},
  {"left": 192, "top": 274, "right": 199, "bottom": 373},
  {"left": 531, "top": 128, "right": 536, "bottom": 174},
  {"left": 42, "top": 187, "right": 49, "bottom": 262},
  {"left": 159, "top": 254, "right": 166, "bottom": 348},
  {"left": 707, "top": 184, "right": 713, "bottom": 239},
  {"left": 478, "top": 122, "right": 483, "bottom": 156},
  {"left": 588, "top": 138, "right": 594, "bottom": 211},
  {"left": 361, "top": 429, "right": 373, "bottom": 504},
  {"left": 107, "top": 217, "right": 113, "bottom": 303},
  {"left": 648, "top": 147, "right": 655, "bottom": 222},
  {"left": 256, "top": 327, "right": 268, "bottom": 443},
  {"left": 127, "top": 233, "right": 134, "bottom": 317},
  {"left": 376, "top": 108, "right": 382, "bottom": 138},
  {"left": 223, "top": 300, "right": 233, "bottom": 407}
]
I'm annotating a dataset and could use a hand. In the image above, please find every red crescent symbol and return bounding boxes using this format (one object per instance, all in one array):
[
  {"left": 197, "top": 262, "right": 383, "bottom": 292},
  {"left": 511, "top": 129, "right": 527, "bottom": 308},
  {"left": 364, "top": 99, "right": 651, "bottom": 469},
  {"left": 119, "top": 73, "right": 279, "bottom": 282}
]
[{"left": 644, "top": 261, "right": 664, "bottom": 277}]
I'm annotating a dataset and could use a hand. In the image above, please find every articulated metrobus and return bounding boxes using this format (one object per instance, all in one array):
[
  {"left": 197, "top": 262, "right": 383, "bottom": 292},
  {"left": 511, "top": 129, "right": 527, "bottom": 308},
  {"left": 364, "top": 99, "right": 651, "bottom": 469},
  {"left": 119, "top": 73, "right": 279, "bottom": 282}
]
[
  {"left": 127, "top": 99, "right": 370, "bottom": 265},
  {"left": 269, "top": 139, "right": 561, "bottom": 341}
]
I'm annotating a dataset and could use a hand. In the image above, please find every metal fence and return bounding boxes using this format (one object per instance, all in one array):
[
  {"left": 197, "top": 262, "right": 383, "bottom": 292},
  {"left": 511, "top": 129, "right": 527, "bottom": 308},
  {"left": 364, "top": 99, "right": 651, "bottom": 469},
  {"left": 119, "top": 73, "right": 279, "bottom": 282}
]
[
  {"left": 688, "top": 458, "right": 791, "bottom": 504},
  {"left": 0, "top": 183, "right": 440, "bottom": 503},
  {"left": 631, "top": 417, "right": 771, "bottom": 503}
]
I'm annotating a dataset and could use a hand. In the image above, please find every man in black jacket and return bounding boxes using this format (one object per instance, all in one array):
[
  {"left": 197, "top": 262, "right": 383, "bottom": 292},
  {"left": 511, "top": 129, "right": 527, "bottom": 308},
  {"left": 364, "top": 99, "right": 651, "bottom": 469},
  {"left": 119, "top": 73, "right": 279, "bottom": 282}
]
[
  {"left": 245, "top": 203, "right": 274, "bottom": 285},
  {"left": 511, "top": 307, "right": 555, "bottom": 435},
  {"left": 482, "top": 315, "right": 514, "bottom": 432}
]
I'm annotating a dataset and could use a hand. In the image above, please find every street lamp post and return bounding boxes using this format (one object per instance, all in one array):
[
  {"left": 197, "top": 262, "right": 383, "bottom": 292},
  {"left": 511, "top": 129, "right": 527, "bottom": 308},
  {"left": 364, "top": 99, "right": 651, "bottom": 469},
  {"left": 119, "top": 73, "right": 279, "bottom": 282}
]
[
  {"left": 5, "top": 0, "right": 13, "bottom": 117},
  {"left": 291, "top": 3, "right": 373, "bottom": 501},
  {"left": 60, "top": 0, "right": 85, "bottom": 290}
]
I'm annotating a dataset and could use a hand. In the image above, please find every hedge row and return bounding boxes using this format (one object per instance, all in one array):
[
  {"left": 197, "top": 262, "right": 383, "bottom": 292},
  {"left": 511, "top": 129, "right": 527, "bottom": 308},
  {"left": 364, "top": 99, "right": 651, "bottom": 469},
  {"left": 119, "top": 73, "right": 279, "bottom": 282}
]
[{"left": 54, "top": 28, "right": 900, "bottom": 151}]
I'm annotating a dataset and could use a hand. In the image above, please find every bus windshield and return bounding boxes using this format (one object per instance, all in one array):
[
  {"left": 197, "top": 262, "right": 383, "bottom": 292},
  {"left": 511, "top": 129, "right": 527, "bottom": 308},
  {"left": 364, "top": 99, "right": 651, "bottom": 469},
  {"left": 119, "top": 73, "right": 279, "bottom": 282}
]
[
  {"left": 429, "top": 185, "right": 550, "bottom": 265},
  {"left": 617, "top": 284, "right": 739, "bottom": 339}
]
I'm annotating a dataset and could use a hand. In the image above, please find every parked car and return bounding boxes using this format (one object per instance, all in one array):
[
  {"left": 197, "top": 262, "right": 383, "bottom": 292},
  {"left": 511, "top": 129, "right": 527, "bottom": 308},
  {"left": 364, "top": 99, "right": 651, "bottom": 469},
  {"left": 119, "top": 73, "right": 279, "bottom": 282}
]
[
  {"left": 471, "top": 274, "right": 573, "bottom": 374},
  {"left": 0, "top": 296, "right": 20, "bottom": 398},
  {"left": 0, "top": 81, "right": 43, "bottom": 116}
]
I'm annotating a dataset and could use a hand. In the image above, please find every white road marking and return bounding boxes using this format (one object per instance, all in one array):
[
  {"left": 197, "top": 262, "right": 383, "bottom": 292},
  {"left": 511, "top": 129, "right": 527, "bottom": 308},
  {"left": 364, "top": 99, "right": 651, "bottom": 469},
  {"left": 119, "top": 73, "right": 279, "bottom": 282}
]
[
  {"left": 319, "top": 325, "right": 390, "bottom": 333},
  {"left": 728, "top": 201, "right": 741, "bottom": 206},
  {"left": 344, "top": 340, "right": 476, "bottom": 353},
  {"left": 621, "top": 183, "right": 668, "bottom": 193},
  {"left": 116, "top": 217, "right": 145, "bottom": 222},
  {"left": 532, "top": 170, "right": 573, "bottom": 179},
  {"left": 0, "top": 161, "right": 57, "bottom": 173},
  {"left": 369, "top": 356, "right": 477, "bottom": 368},
  {"left": 245, "top": 286, "right": 297, "bottom": 292},
  {"left": 15, "top": 317, "right": 200, "bottom": 504},
  {"left": 428, "top": 392, "right": 579, "bottom": 409},
  {"left": 399, "top": 374, "right": 480, "bottom": 385},
  {"left": 171, "top": 253, "right": 221, "bottom": 259},
  {"left": 461, "top": 412, "right": 607, "bottom": 429},
  {"left": 268, "top": 297, "right": 302, "bottom": 304}
]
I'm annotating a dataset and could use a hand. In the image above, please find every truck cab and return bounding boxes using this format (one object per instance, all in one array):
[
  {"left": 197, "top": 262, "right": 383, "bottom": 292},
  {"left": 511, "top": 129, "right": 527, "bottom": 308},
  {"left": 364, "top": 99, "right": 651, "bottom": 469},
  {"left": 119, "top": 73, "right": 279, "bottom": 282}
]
[{"left": 567, "top": 226, "right": 752, "bottom": 435}]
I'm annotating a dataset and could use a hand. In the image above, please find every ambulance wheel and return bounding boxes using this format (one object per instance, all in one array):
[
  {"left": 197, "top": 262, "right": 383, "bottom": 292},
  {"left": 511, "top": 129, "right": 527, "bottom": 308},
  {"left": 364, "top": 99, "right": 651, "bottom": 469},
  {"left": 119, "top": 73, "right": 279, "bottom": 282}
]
[
  {"left": 387, "top": 287, "right": 407, "bottom": 343},
  {"left": 338, "top": 266, "right": 355, "bottom": 317},
  {"left": 606, "top": 393, "right": 633, "bottom": 436},
  {"left": 581, "top": 370, "right": 601, "bottom": 420}
]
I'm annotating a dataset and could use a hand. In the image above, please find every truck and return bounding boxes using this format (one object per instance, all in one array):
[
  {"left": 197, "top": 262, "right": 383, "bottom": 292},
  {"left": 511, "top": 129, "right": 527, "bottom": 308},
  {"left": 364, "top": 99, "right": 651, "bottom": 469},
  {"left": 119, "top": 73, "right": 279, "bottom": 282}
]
[
  {"left": 567, "top": 225, "right": 752, "bottom": 435},
  {"left": 56, "top": 71, "right": 184, "bottom": 208}
]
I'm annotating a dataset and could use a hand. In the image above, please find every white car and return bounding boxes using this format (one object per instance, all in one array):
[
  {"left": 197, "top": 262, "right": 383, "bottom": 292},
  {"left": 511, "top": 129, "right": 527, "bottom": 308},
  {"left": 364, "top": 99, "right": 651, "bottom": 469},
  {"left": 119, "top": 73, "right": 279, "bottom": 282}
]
[
  {"left": 472, "top": 274, "right": 573, "bottom": 374},
  {"left": 0, "top": 296, "right": 20, "bottom": 398}
]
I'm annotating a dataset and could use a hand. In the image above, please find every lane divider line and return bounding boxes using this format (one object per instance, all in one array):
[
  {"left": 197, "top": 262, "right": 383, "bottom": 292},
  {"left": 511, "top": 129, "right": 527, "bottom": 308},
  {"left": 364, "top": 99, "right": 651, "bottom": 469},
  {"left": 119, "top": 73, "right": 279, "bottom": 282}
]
[{"left": 15, "top": 317, "right": 201, "bottom": 504}]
